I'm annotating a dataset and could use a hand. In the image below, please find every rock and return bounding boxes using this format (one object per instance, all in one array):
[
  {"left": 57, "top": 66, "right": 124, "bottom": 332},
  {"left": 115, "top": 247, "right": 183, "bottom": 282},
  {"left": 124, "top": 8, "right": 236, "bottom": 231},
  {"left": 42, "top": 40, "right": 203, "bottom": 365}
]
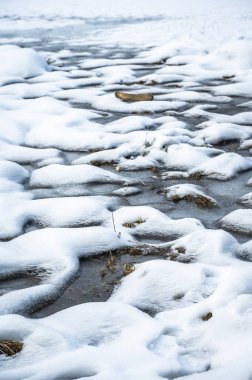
[{"left": 115, "top": 91, "right": 153, "bottom": 102}]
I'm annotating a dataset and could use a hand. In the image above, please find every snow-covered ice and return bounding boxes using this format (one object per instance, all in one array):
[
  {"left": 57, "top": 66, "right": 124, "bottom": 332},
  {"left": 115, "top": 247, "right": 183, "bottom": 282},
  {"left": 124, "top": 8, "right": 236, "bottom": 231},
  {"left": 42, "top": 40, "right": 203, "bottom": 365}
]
[{"left": 0, "top": 0, "right": 252, "bottom": 379}]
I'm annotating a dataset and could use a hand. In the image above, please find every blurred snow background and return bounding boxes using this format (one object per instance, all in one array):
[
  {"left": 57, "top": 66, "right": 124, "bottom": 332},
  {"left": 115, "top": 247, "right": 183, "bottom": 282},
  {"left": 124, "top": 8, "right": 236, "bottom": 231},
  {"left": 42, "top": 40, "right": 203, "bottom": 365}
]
[{"left": 0, "top": 0, "right": 252, "bottom": 47}]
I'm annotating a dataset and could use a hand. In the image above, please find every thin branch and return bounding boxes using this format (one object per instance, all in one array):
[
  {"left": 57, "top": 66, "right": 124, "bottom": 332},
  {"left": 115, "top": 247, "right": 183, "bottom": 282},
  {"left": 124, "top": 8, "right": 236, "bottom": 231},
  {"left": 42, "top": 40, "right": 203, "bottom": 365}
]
[{"left": 112, "top": 211, "right": 116, "bottom": 233}]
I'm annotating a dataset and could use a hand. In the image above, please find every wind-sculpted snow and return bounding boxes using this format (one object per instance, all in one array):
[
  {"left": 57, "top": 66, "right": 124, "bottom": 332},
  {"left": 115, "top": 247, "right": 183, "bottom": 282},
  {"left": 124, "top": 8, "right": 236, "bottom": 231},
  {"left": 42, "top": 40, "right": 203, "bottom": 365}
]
[{"left": 0, "top": 28, "right": 252, "bottom": 380}]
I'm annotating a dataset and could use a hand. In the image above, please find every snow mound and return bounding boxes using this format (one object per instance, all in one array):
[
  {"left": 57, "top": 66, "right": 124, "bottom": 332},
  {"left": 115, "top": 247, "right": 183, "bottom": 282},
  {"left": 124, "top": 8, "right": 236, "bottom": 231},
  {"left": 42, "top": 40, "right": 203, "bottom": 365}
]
[
  {"left": 190, "top": 153, "right": 252, "bottom": 180},
  {"left": 110, "top": 260, "right": 221, "bottom": 313},
  {"left": 30, "top": 164, "right": 129, "bottom": 187},
  {"left": 0, "top": 195, "right": 117, "bottom": 239},
  {"left": 0, "top": 302, "right": 161, "bottom": 379},
  {"left": 164, "top": 183, "right": 217, "bottom": 207},
  {"left": 240, "top": 192, "right": 252, "bottom": 207},
  {"left": 0, "top": 45, "right": 49, "bottom": 81},
  {"left": 167, "top": 229, "right": 239, "bottom": 265},
  {"left": 221, "top": 209, "right": 252, "bottom": 235},
  {"left": 107, "top": 206, "right": 204, "bottom": 239}
]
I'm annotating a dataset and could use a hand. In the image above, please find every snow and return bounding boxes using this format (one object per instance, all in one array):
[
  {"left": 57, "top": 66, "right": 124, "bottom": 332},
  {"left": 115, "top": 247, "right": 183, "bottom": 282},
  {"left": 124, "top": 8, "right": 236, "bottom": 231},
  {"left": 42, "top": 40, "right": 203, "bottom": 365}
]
[
  {"left": 221, "top": 209, "right": 252, "bottom": 235},
  {"left": 164, "top": 184, "right": 217, "bottom": 206},
  {"left": 192, "top": 123, "right": 252, "bottom": 146},
  {"left": 0, "top": 302, "right": 162, "bottom": 380},
  {"left": 106, "top": 206, "right": 204, "bottom": 239},
  {"left": 0, "top": 161, "right": 29, "bottom": 184},
  {"left": 165, "top": 229, "right": 239, "bottom": 265},
  {"left": 110, "top": 260, "right": 220, "bottom": 313},
  {"left": 190, "top": 153, "right": 252, "bottom": 180},
  {"left": 0, "top": 45, "right": 49, "bottom": 80},
  {"left": 240, "top": 192, "right": 252, "bottom": 207},
  {"left": 30, "top": 164, "right": 129, "bottom": 187},
  {"left": 112, "top": 186, "right": 141, "bottom": 196},
  {"left": 0, "top": 0, "right": 252, "bottom": 379},
  {"left": 0, "top": 226, "right": 134, "bottom": 315},
  {"left": 0, "top": 195, "right": 117, "bottom": 239}
]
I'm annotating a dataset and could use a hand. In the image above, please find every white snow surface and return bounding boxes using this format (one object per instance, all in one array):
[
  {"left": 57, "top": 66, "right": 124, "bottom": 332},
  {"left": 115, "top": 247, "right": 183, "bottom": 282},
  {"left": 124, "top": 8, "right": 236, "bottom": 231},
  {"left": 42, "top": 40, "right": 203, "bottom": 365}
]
[
  {"left": 0, "top": 1, "right": 252, "bottom": 379},
  {"left": 221, "top": 209, "right": 252, "bottom": 235},
  {"left": 164, "top": 183, "right": 217, "bottom": 206}
]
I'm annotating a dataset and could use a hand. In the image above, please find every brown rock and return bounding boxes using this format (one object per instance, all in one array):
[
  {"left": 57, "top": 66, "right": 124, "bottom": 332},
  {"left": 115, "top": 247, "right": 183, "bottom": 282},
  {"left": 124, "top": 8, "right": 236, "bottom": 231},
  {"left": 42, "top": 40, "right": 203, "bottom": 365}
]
[{"left": 115, "top": 91, "right": 153, "bottom": 102}]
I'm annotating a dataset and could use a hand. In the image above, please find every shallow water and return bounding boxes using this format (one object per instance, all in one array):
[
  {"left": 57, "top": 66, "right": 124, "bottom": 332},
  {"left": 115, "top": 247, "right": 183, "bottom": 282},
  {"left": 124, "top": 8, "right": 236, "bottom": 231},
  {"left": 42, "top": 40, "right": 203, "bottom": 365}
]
[{"left": 32, "top": 250, "right": 165, "bottom": 318}]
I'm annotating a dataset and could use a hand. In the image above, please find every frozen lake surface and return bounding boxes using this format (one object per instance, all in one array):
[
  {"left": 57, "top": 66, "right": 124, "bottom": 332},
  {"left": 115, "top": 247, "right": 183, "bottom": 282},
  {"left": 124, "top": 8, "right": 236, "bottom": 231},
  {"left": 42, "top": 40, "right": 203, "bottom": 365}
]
[{"left": 0, "top": 1, "right": 252, "bottom": 379}]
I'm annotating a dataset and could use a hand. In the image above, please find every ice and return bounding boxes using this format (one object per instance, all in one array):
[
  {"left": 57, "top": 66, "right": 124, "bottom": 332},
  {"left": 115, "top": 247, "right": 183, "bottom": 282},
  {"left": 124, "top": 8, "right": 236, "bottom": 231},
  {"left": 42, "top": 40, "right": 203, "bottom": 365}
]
[{"left": 0, "top": 1, "right": 252, "bottom": 379}]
